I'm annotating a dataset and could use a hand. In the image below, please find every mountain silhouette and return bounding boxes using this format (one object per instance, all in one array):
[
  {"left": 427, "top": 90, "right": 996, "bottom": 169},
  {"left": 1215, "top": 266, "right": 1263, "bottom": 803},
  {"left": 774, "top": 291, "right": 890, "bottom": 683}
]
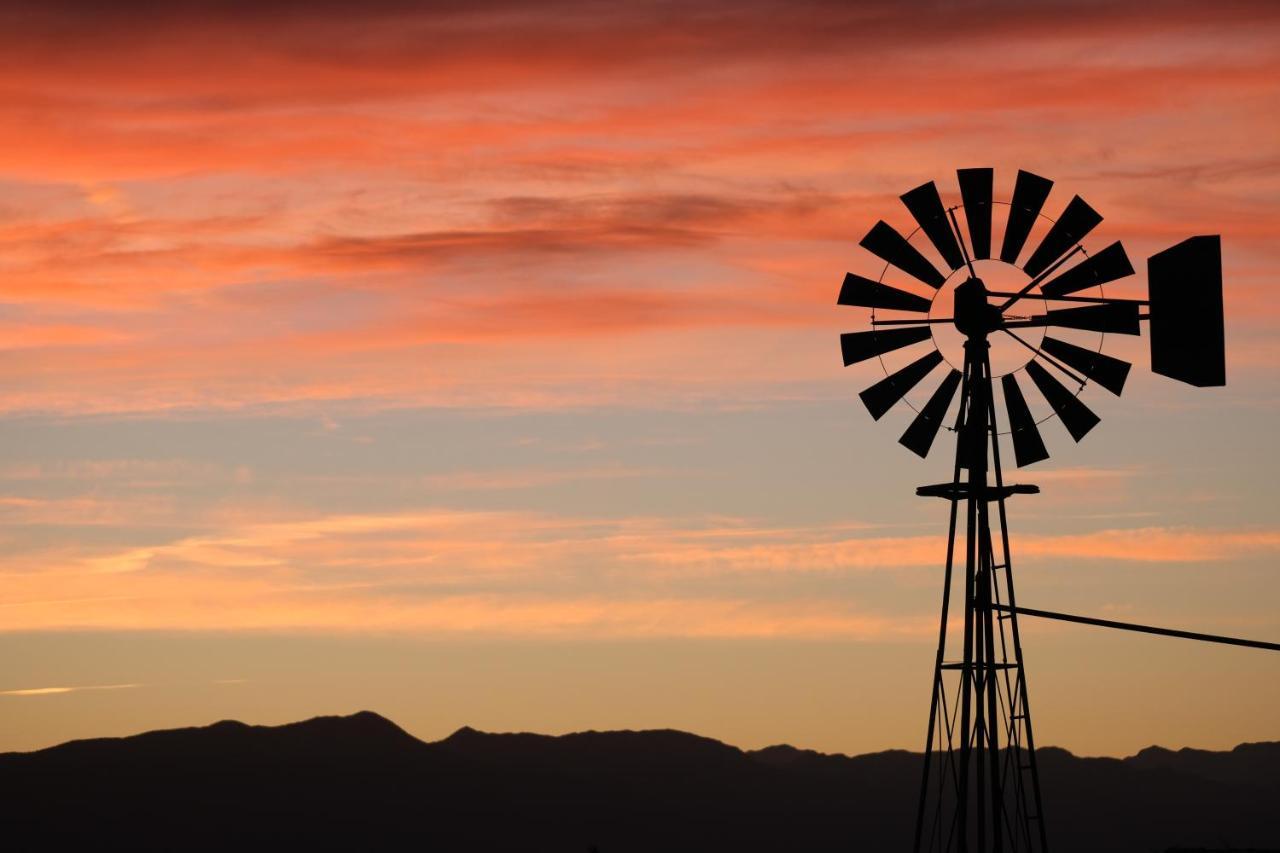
[{"left": 0, "top": 711, "right": 1275, "bottom": 852}]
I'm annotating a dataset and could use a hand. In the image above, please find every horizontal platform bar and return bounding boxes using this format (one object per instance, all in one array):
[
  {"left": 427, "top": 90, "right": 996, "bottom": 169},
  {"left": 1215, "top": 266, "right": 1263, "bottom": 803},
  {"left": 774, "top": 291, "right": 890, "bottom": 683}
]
[
  {"left": 993, "top": 604, "right": 1280, "bottom": 652},
  {"left": 917, "top": 482, "right": 1040, "bottom": 501}
]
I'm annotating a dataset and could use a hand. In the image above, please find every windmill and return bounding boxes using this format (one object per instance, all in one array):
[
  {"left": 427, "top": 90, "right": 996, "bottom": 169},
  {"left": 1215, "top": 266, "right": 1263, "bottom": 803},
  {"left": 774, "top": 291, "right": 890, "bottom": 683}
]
[{"left": 835, "top": 168, "right": 1252, "bottom": 852}]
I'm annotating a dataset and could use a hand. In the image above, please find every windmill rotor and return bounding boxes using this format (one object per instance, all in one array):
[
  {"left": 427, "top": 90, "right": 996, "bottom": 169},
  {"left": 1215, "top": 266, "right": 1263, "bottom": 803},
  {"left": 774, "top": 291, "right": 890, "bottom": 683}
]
[{"left": 839, "top": 168, "right": 1225, "bottom": 469}]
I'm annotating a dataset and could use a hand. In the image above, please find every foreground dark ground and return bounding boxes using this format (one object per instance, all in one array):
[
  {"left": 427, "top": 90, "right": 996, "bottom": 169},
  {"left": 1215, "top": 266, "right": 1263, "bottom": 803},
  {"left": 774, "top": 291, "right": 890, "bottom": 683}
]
[{"left": 0, "top": 711, "right": 1275, "bottom": 851}]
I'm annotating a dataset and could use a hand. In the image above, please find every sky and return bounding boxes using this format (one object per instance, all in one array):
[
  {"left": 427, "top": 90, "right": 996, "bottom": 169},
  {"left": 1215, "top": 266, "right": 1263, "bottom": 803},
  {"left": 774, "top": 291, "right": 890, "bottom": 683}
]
[{"left": 0, "top": 0, "right": 1278, "bottom": 757}]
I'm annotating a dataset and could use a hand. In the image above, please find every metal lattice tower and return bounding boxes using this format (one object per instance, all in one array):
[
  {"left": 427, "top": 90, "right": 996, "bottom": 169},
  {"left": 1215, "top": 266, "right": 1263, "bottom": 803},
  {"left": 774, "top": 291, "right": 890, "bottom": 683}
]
[{"left": 836, "top": 168, "right": 1230, "bottom": 852}]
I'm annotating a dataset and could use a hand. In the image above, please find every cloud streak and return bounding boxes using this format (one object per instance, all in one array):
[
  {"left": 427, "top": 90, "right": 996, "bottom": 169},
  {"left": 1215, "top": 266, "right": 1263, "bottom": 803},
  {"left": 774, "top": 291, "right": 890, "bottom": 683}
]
[
  {"left": 0, "top": 683, "right": 139, "bottom": 697},
  {"left": 1, "top": 504, "right": 1276, "bottom": 635}
]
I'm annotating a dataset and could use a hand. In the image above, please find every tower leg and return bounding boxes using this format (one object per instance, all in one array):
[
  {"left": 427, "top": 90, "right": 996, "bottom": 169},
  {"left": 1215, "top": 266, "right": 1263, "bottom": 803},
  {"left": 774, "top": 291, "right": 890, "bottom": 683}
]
[
  {"left": 913, "top": 362, "right": 970, "bottom": 853},
  {"left": 912, "top": 342, "right": 1047, "bottom": 853}
]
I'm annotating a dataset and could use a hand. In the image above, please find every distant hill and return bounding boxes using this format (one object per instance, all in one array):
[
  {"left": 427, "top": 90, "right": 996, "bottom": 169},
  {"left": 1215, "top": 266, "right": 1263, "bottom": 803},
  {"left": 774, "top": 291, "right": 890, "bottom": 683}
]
[{"left": 0, "top": 711, "right": 1275, "bottom": 852}]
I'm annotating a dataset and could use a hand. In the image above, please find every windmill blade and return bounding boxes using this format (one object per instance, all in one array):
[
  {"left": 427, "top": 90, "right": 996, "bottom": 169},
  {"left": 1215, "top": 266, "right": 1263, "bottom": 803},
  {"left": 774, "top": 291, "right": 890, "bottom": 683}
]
[
  {"left": 859, "top": 350, "right": 944, "bottom": 420},
  {"left": 1148, "top": 235, "right": 1225, "bottom": 387},
  {"left": 1025, "top": 360, "right": 1099, "bottom": 442},
  {"left": 840, "top": 327, "right": 933, "bottom": 366},
  {"left": 1022, "top": 195, "right": 1103, "bottom": 278},
  {"left": 1042, "top": 303, "right": 1140, "bottom": 335},
  {"left": 838, "top": 272, "right": 932, "bottom": 313},
  {"left": 899, "top": 369, "right": 962, "bottom": 458},
  {"left": 1040, "top": 336, "right": 1131, "bottom": 395},
  {"left": 860, "top": 221, "right": 946, "bottom": 289},
  {"left": 1039, "top": 242, "right": 1134, "bottom": 297},
  {"left": 900, "top": 181, "right": 964, "bottom": 271},
  {"left": 1001, "top": 374, "right": 1049, "bottom": 467},
  {"left": 1000, "top": 170, "right": 1053, "bottom": 265},
  {"left": 958, "top": 168, "right": 993, "bottom": 260}
]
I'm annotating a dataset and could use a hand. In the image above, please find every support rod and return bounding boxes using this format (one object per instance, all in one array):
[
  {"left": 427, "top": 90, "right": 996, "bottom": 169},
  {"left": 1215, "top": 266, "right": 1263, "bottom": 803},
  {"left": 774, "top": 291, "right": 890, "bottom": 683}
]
[
  {"left": 986, "top": 290, "right": 1148, "bottom": 306},
  {"left": 996, "top": 247, "right": 1082, "bottom": 312},
  {"left": 991, "top": 604, "right": 1280, "bottom": 652}
]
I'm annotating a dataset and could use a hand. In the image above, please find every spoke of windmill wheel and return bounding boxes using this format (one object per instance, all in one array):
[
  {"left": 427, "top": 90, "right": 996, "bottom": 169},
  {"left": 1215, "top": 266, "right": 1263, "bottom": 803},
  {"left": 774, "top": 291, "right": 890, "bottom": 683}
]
[
  {"left": 840, "top": 326, "right": 933, "bottom": 366},
  {"left": 901, "top": 181, "right": 964, "bottom": 271},
  {"left": 1039, "top": 336, "right": 1131, "bottom": 395},
  {"left": 996, "top": 246, "right": 1083, "bottom": 312},
  {"left": 1004, "top": 302, "right": 1141, "bottom": 335},
  {"left": 1000, "top": 170, "right": 1053, "bottom": 265},
  {"left": 860, "top": 221, "right": 947, "bottom": 288},
  {"left": 1000, "top": 374, "right": 1049, "bottom": 467},
  {"left": 1022, "top": 196, "right": 1103, "bottom": 279},
  {"left": 1024, "top": 360, "right": 1100, "bottom": 442},
  {"left": 838, "top": 272, "right": 933, "bottom": 312},
  {"left": 946, "top": 208, "right": 976, "bottom": 278},
  {"left": 1000, "top": 328, "right": 1085, "bottom": 386},
  {"left": 958, "top": 168, "right": 993, "bottom": 260},
  {"left": 899, "top": 369, "right": 963, "bottom": 458},
  {"left": 1039, "top": 241, "right": 1134, "bottom": 297},
  {"left": 859, "top": 349, "right": 945, "bottom": 420}
]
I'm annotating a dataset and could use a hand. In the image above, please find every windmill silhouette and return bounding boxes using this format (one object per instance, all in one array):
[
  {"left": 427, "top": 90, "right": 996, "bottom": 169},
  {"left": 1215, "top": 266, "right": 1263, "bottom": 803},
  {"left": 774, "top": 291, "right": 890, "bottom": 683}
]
[{"left": 835, "top": 168, "right": 1270, "bottom": 852}]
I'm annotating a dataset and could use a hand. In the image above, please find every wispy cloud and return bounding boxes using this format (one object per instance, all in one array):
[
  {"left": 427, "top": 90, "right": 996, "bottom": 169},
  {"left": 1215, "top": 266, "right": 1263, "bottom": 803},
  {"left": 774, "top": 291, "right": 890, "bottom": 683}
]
[
  {"left": 625, "top": 526, "right": 1280, "bottom": 571},
  {"left": 0, "top": 683, "right": 139, "bottom": 697},
  {"left": 1030, "top": 466, "right": 1142, "bottom": 486},
  {"left": 1019, "top": 527, "right": 1280, "bottom": 563},
  {"left": 0, "top": 505, "right": 1275, "bottom": 635}
]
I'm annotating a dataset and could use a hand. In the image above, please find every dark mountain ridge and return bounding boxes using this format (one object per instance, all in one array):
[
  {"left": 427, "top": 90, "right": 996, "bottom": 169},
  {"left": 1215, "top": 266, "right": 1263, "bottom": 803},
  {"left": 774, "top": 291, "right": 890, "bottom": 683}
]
[{"left": 1, "top": 711, "right": 1275, "bottom": 852}]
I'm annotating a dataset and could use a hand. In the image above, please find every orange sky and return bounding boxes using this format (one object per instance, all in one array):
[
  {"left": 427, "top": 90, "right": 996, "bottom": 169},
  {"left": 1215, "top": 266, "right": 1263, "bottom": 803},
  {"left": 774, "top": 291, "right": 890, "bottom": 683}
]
[{"left": 0, "top": 0, "right": 1277, "bottom": 756}]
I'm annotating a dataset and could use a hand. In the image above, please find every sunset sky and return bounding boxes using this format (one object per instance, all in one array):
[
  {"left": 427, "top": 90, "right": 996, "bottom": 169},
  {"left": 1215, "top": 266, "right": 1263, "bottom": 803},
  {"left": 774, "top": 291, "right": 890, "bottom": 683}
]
[{"left": 0, "top": 0, "right": 1277, "bottom": 757}]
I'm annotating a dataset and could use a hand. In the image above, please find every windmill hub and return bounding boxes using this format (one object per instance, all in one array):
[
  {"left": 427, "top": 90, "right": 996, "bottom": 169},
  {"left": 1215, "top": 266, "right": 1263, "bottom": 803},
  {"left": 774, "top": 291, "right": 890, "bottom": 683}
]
[
  {"left": 928, "top": 261, "right": 1049, "bottom": 378},
  {"left": 951, "top": 276, "right": 998, "bottom": 339}
]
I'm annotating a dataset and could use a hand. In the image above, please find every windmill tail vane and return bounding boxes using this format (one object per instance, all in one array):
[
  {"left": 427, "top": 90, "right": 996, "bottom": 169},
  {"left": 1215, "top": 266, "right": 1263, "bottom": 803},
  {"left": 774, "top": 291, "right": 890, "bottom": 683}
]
[{"left": 834, "top": 168, "right": 1273, "bottom": 853}]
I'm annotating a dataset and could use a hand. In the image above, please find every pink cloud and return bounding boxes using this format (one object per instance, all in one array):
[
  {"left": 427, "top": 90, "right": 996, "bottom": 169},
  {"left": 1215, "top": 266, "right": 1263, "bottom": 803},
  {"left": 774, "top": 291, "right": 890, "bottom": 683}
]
[{"left": 0, "top": 0, "right": 1268, "bottom": 418}]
